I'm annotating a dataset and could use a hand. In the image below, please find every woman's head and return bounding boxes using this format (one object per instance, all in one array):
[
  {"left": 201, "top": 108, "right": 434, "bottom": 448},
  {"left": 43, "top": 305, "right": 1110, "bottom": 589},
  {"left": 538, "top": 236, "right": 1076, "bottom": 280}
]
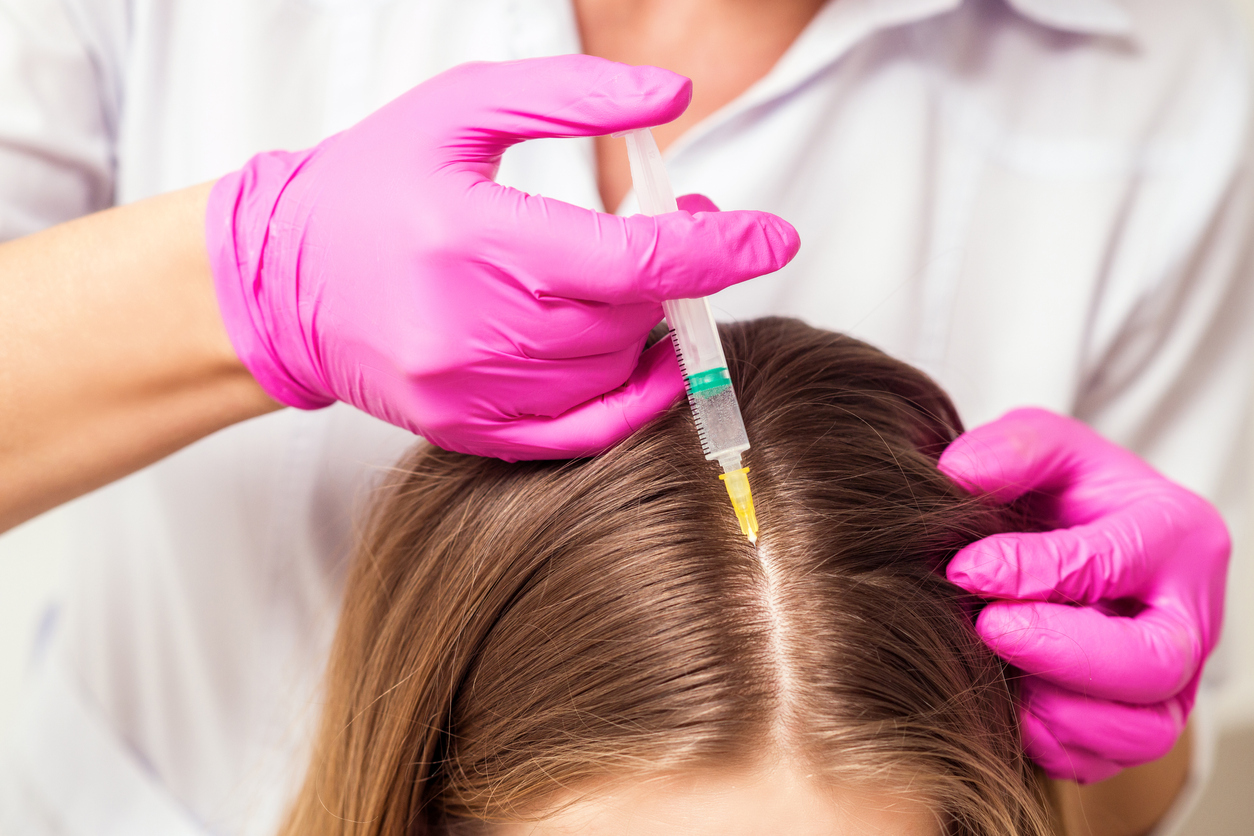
[{"left": 284, "top": 318, "right": 1052, "bottom": 836}]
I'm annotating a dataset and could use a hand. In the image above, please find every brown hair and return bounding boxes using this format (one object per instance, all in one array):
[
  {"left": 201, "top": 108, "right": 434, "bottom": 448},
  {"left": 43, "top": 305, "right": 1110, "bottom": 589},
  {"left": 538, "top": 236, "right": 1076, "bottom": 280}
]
[{"left": 281, "top": 318, "right": 1053, "bottom": 836}]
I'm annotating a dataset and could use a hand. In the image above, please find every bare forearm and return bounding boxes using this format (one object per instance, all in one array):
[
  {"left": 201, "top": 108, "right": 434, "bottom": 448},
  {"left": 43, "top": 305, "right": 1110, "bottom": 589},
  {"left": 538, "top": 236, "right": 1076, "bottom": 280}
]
[
  {"left": 0, "top": 182, "right": 278, "bottom": 532},
  {"left": 1053, "top": 723, "right": 1193, "bottom": 836}
]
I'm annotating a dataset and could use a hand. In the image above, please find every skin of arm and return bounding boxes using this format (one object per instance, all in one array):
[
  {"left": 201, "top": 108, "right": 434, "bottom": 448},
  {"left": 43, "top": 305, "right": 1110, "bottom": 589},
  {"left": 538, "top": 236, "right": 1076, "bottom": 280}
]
[
  {"left": 1052, "top": 724, "right": 1193, "bottom": 836},
  {"left": 0, "top": 182, "right": 279, "bottom": 533}
]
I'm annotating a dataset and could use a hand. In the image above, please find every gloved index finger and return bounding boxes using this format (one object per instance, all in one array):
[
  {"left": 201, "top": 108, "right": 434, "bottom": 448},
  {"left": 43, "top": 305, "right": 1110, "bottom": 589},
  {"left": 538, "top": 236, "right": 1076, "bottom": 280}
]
[
  {"left": 946, "top": 507, "right": 1156, "bottom": 604},
  {"left": 494, "top": 189, "right": 801, "bottom": 305}
]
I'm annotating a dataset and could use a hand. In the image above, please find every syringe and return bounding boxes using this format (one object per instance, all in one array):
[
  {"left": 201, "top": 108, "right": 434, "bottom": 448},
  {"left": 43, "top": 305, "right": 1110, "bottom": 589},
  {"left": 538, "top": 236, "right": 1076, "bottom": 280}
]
[{"left": 621, "top": 128, "right": 760, "bottom": 543}]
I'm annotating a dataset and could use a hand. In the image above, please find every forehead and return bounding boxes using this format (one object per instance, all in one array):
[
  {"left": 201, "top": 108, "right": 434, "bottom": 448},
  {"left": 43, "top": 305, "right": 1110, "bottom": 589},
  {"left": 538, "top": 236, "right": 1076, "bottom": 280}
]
[{"left": 494, "top": 762, "right": 941, "bottom": 836}]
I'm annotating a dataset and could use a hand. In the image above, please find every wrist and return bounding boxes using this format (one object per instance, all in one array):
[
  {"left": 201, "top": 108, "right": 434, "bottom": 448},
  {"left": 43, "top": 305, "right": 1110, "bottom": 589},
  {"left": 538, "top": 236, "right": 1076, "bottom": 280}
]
[
  {"left": 178, "top": 180, "right": 283, "bottom": 420},
  {"left": 1050, "top": 723, "right": 1193, "bottom": 836}
]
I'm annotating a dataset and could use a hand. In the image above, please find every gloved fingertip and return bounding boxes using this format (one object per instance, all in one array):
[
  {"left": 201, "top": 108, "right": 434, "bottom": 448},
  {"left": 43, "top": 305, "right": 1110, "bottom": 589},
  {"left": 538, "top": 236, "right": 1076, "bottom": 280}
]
[
  {"left": 974, "top": 602, "right": 1038, "bottom": 654},
  {"left": 676, "top": 193, "right": 720, "bottom": 214},
  {"left": 610, "top": 62, "right": 692, "bottom": 124},
  {"left": 945, "top": 542, "right": 1008, "bottom": 591},
  {"left": 938, "top": 432, "right": 1020, "bottom": 500},
  {"left": 949, "top": 536, "right": 1043, "bottom": 601},
  {"left": 762, "top": 213, "right": 801, "bottom": 269},
  {"left": 500, "top": 56, "right": 692, "bottom": 137},
  {"left": 937, "top": 419, "right": 1043, "bottom": 502},
  {"left": 936, "top": 441, "right": 985, "bottom": 493},
  {"left": 639, "top": 209, "right": 800, "bottom": 300}
]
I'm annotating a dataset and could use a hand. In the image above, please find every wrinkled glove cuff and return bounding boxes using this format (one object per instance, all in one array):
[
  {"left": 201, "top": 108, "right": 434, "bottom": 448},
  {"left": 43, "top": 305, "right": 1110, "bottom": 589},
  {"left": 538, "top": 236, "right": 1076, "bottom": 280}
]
[{"left": 206, "top": 155, "right": 335, "bottom": 411}]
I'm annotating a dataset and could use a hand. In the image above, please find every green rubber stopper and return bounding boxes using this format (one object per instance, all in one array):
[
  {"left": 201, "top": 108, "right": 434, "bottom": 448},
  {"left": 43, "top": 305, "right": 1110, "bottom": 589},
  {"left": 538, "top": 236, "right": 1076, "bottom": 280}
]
[{"left": 687, "top": 367, "right": 731, "bottom": 395}]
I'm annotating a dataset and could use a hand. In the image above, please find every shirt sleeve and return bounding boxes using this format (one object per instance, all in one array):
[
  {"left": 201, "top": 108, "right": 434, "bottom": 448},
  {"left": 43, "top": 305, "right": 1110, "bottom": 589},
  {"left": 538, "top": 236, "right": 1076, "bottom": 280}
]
[
  {"left": 1072, "top": 8, "right": 1254, "bottom": 515},
  {"left": 0, "top": 0, "right": 125, "bottom": 241}
]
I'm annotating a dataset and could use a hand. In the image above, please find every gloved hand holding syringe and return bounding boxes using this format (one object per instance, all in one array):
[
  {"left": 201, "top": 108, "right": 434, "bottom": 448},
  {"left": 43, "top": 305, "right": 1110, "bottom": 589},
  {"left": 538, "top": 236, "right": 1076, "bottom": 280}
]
[{"left": 620, "top": 128, "right": 759, "bottom": 543}]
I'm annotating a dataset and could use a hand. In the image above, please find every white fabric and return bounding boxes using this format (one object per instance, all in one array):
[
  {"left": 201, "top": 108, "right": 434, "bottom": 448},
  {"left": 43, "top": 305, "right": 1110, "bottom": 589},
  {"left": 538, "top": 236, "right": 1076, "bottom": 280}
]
[
  {"left": 1, "top": 0, "right": 1251, "bottom": 833},
  {"left": 0, "top": 656, "right": 204, "bottom": 836}
]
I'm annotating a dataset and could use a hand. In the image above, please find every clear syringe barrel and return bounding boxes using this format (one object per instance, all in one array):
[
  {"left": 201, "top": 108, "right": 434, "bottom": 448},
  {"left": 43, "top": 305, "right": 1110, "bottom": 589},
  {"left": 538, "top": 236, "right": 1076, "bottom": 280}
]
[
  {"left": 622, "top": 129, "right": 750, "bottom": 469},
  {"left": 666, "top": 297, "right": 749, "bottom": 467}
]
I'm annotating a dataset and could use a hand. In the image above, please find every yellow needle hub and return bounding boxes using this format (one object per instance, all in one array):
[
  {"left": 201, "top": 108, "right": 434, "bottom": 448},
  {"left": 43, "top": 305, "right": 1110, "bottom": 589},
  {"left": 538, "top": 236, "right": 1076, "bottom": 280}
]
[{"left": 719, "top": 466, "right": 759, "bottom": 544}]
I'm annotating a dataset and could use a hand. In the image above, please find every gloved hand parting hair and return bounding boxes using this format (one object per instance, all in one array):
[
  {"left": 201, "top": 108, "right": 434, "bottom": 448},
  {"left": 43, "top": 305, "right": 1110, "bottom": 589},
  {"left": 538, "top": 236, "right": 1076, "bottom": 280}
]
[
  {"left": 206, "top": 55, "right": 799, "bottom": 460},
  {"left": 939, "top": 408, "right": 1229, "bottom": 783}
]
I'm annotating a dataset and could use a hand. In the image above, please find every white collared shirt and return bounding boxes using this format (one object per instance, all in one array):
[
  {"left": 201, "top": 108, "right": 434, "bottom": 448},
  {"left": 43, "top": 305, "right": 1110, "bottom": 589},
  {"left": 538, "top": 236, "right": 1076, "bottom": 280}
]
[{"left": 1, "top": 0, "right": 1251, "bottom": 833}]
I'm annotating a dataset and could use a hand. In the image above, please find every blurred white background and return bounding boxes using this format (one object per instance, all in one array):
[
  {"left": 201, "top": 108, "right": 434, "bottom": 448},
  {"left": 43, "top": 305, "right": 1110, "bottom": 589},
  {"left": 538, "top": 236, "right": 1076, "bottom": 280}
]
[
  {"left": 1197, "top": 0, "right": 1254, "bottom": 797},
  {"left": 4, "top": 2, "right": 1254, "bottom": 832}
]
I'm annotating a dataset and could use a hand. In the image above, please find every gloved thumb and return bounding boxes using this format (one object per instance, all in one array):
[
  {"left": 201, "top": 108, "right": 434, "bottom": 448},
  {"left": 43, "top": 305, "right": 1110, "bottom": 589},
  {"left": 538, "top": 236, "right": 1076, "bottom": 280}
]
[
  {"left": 676, "top": 193, "right": 720, "bottom": 213},
  {"left": 408, "top": 55, "right": 692, "bottom": 175}
]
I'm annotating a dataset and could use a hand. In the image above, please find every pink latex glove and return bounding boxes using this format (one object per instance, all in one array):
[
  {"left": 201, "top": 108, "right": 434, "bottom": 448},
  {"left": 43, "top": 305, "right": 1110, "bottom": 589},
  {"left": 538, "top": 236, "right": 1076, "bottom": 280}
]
[
  {"left": 940, "top": 408, "right": 1229, "bottom": 783},
  {"left": 206, "top": 55, "right": 799, "bottom": 460}
]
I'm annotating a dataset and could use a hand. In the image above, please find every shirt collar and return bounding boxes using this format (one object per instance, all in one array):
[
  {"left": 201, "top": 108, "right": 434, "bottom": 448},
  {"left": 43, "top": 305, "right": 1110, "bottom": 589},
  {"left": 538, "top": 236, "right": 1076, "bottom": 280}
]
[
  {"left": 663, "top": 0, "right": 1133, "bottom": 160},
  {"left": 1005, "top": 0, "right": 1132, "bottom": 37}
]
